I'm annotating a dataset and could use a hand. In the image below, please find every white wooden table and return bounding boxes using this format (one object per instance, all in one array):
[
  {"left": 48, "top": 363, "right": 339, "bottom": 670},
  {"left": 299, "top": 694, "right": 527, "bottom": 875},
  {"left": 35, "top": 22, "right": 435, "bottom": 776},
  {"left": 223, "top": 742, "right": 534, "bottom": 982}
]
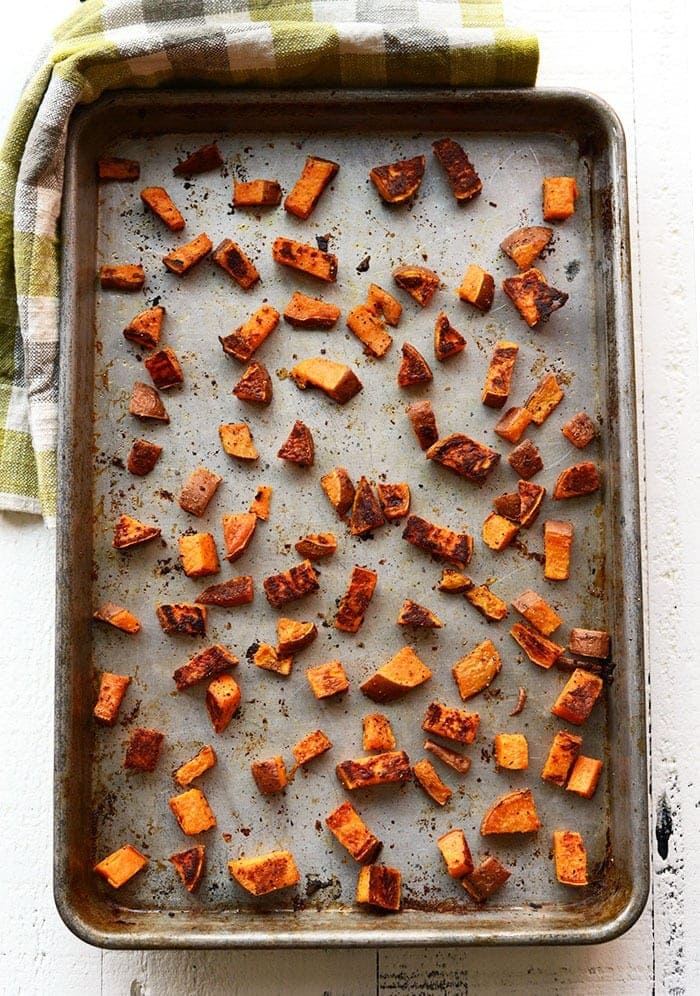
[{"left": 1, "top": 1, "right": 698, "bottom": 992}]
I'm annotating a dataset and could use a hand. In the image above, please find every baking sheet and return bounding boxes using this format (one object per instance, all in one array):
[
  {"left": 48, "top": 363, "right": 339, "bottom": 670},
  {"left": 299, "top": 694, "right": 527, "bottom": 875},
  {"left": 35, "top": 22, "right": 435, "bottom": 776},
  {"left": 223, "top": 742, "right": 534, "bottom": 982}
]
[{"left": 55, "top": 89, "right": 647, "bottom": 947}]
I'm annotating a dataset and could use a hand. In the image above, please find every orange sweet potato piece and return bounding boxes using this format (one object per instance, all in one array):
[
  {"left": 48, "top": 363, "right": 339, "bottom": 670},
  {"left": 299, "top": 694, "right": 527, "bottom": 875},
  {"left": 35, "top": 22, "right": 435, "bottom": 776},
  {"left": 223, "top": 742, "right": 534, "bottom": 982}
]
[
  {"left": 370, "top": 154, "right": 425, "bottom": 204},
  {"left": 99, "top": 264, "right": 145, "bottom": 291},
  {"left": 174, "top": 745, "right": 217, "bottom": 787},
  {"left": 562, "top": 411, "right": 596, "bottom": 448},
  {"left": 426, "top": 433, "right": 500, "bottom": 484},
  {"left": 320, "top": 466, "right": 355, "bottom": 519},
  {"left": 93, "top": 602, "right": 141, "bottom": 634},
  {"left": 292, "top": 729, "right": 332, "bottom": 767},
  {"left": 263, "top": 559, "right": 320, "bottom": 608},
  {"left": 457, "top": 263, "right": 494, "bottom": 312},
  {"left": 283, "top": 291, "right": 340, "bottom": 329},
  {"left": 422, "top": 701, "right": 479, "bottom": 744},
  {"left": 222, "top": 512, "right": 257, "bottom": 561},
  {"left": 356, "top": 864, "right": 402, "bottom": 911},
  {"left": 233, "top": 178, "right": 283, "bottom": 206},
  {"left": 253, "top": 642, "right": 293, "bottom": 677},
  {"left": 463, "top": 582, "right": 509, "bottom": 622},
  {"left": 508, "top": 438, "right": 543, "bottom": 480},
  {"left": 251, "top": 755, "right": 288, "bottom": 794},
  {"left": 360, "top": 646, "right": 432, "bottom": 703},
  {"left": 406, "top": 399, "right": 439, "bottom": 451},
  {"left": 423, "top": 739, "right": 472, "bottom": 774},
  {"left": 276, "top": 617, "right": 317, "bottom": 656},
  {"left": 412, "top": 758, "right": 453, "bottom": 806},
  {"left": 97, "top": 157, "right": 140, "bottom": 181},
  {"left": 129, "top": 381, "right": 169, "bottom": 422},
  {"left": 481, "top": 788, "right": 541, "bottom": 835},
  {"left": 525, "top": 372, "right": 565, "bottom": 424},
  {"left": 172, "top": 644, "right": 239, "bottom": 691},
  {"left": 566, "top": 756, "right": 603, "bottom": 798},
  {"left": 482, "top": 512, "right": 519, "bottom": 551},
  {"left": 219, "top": 423, "right": 259, "bottom": 461},
  {"left": 306, "top": 659, "right": 349, "bottom": 699},
  {"left": 162, "top": 232, "right": 212, "bottom": 275},
  {"left": 94, "top": 844, "right": 148, "bottom": 888},
  {"left": 272, "top": 237, "right": 338, "bottom": 282},
  {"left": 326, "top": 801, "right": 382, "bottom": 864},
  {"left": 143, "top": 347, "right": 184, "bottom": 390},
  {"left": 550, "top": 668, "right": 604, "bottom": 725},
  {"left": 123, "top": 305, "right": 164, "bottom": 348},
  {"left": 482, "top": 341, "right": 519, "bottom": 409},
  {"left": 196, "top": 575, "right": 254, "bottom": 608},
  {"left": 362, "top": 713, "right": 396, "bottom": 752},
  {"left": 494, "top": 406, "right": 532, "bottom": 444},
  {"left": 544, "top": 519, "right": 574, "bottom": 580},
  {"left": 397, "top": 341, "right": 433, "bottom": 386},
  {"left": 294, "top": 532, "right": 337, "bottom": 560},
  {"left": 232, "top": 359, "right": 273, "bottom": 405},
  {"left": 178, "top": 466, "right": 222, "bottom": 517},
  {"left": 169, "top": 788, "right": 217, "bottom": 835},
  {"left": 437, "top": 828, "right": 474, "bottom": 878},
  {"left": 291, "top": 357, "right": 363, "bottom": 403},
  {"left": 568, "top": 627, "right": 610, "bottom": 659},
  {"left": 249, "top": 485, "right": 272, "bottom": 520},
  {"left": 124, "top": 727, "right": 164, "bottom": 772},
  {"left": 334, "top": 565, "right": 378, "bottom": 633},
  {"left": 156, "top": 602, "right": 207, "bottom": 637},
  {"left": 510, "top": 622, "right": 564, "bottom": 669},
  {"left": 393, "top": 265, "right": 440, "bottom": 307},
  {"left": 179, "top": 532, "right": 219, "bottom": 578},
  {"left": 541, "top": 730, "right": 583, "bottom": 786},
  {"left": 140, "top": 186, "right": 185, "bottom": 231},
  {"left": 212, "top": 238, "right": 260, "bottom": 290},
  {"left": 500, "top": 226, "right": 553, "bottom": 270},
  {"left": 377, "top": 482, "right": 411, "bottom": 521},
  {"left": 208, "top": 679, "right": 241, "bottom": 732},
  {"left": 278, "top": 420, "right": 315, "bottom": 466},
  {"left": 112, "top": 514, "right": 161, "bottom": 549},
  {"left": 553, "top": 462, "right": 601, "bottom": 499},
  {"left": 503, "top": 267, "right": 568, "bottom": 327},
  {"left": 228, "top": 851, "right": 300, "bottom": 896},
  {"left": 511, "top": 589, "right": 562, "bottom": 636},
  {"left": 366, "top": 283, "right": 403, "bottom": 326},
  {"left": 432, "top": 138, "right": 482, "bottom": 200},
  {"left": 553, "top": 830, "right": 588, "bottom": 886},
  {"left": 397, "top": 598, "right": 442, "bottom": 628},
  {"left": 336, "top": 751, "right": 412, "bottom": 790},
  {"left": 493, "top": 733, "right": 529, "bottom": 770},
  {"left": 93, "top": 672, "right": 131, "bottom": 726},
  {"left": 220, "top": 304, "right": 280, "bottom": 362},
  {"left": 346, "top": 304, "right": 393, "bottom": 358},
  {"left": 284, "top": 155, "right": 339, "bottom": 219},
  {"left": 350, "top": 476, "right": 385, "bottom": 536},
  {"left": 169, "top": 845, "right": 206, "bottom": 893},
  {"left": 452, "top": 639, "right": 501, "bottom": 701},
  {"left": 543, "top": 177, "right": 579, "bottom": 221},
  {"left": 173, "top": 142, "right": 223, "bottom": 176},
  {"left": 402, "top": 514, "right": 473, "bottom": 567},
  {"left": 434, "top": 310, "right": 467, "bottom": 360},
  {"left": 462, "top": 855, "right": 510, "bottom": 902}
]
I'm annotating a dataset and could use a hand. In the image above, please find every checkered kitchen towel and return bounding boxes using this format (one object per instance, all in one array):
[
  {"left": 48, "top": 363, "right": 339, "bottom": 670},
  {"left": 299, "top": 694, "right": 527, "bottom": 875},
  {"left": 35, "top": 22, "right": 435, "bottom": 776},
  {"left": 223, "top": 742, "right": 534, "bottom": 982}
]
[{"left": 0, "top": 0, "right": 538, "bottom": 523}]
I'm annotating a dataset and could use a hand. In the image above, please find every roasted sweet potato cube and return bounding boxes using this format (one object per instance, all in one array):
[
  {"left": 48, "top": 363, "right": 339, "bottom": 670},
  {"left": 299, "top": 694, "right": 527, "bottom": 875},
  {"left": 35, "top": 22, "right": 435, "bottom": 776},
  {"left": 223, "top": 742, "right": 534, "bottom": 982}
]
[
  {"left": 278, "top": 420, "right": 315, "bottom": 466},
  {"left": 494, "top": 733, "right": 529, "bottom": 770},
  {"left": 504, "top": 267, "right": 568, "bottom": 327},
  {"left": 462, "top": 855, "right": 510, "bottom": 902},
  {"left": 94, "top": 844, "right": 148, "bottom": 888},
  {"left": 551, "top": 668, "right": 604, "bottom": 725},
  {"left": 406, "top": 399, "right": 439, "bottom": 451},
  {"left": 173, "top": 142, "right": 222, "bottom": 176},
  {"left": 366, "top": 283, "right": 403, "bottom": 326},
  {"left": 173, "top": 644, "right": 239, "bottom": 691},
  {"left": 494, "top": 406, "right": 532, "bottom": 444},
  {"left": 463, "top": 583, "right": 509, "bottom": 622},
  {"left": 568, "top": 627, "right": 610, "bottom": 659},
  {"left": 566, "top": 756, "right": 603, "bottom": 798},
  {"left": 481, "top": 788, "right": 541, "bottom": 835},
  {"left": 156, "top": 602, "right": 207, "bottom": 637},
  {"left": 397, "top": 341, "right": 433, "bottom": 387},
  {"left": 129, "top": 381, "right": 169, "bottom": 422},
  {"left": 518, "top": 480, "right": 546, "bottom": 527},
  {"left": 438, "top": 567, "right": 471, "bottom": 593},
  {"left": 553, "top": 462, "right": 601, "bottom": 499},
  {"left": 553, "top": 830, "right": 588, "bottom": 886},
  {"left": 124, "top": 727, "right": 164, "bottom": 772},
  {"left": 423, "top": 739, "right": 472, "bottom": 774},
  {"left": 402, "top": 514, "right": 473, "bottom": 567},
  {"left": 169, "top": 845, "right": 206, "bottom": 893},
  {"left": 544, "top": 520, "right": 574, "bottom": 580},
  {"left": 360, "top": 646, "right": 432, "bottom": 703},
  {"left": 543, "top": 176, "right": 579, "bottom": 221},
  {"left": 285, "top": 155, "right": 339, "bottom": 219},
  {"left": 362, "top": 713, "right": 396, "bottom": 752},
  {"left": 93, "top": 672, "right": 131, "bottom": 726},
  {"left": 437, "top": 828, "right": 474, "bottom": 878},
  {"left": 376, "top": 482, "right": 411, "bottom": 521},
  {"left": 510, "top": 622, "right": 564, "bottom": 669},
  {"left": 174, "top": 745, "right": 217, "bottom": 787},
  {"left": 100, "top": 264, "right": 145, "bottom": 291},
  {"left": 452, "top": 639, "right": 501, "bottom": 701},
  {"left": 169, "top": 788, "right": 217, "bottom": 835},
  {"left": 222, "top": 512, "right": 257, "bottom": 561},
  {"left": 432, "top": 138, "right": 482, "bottom": 200},
  {"left": 219, "top": 304, "right": 280, "bottom": 362},
  {"left": 276, "top": 617, "right": 317, "bottom": 656},
  {"left": 178, "top": 466, "right": 222, "bottom": 517},
  {"left": 356, "top": 864, "right": 402, "bottom": 911},
  {"left": 263, "top": 559, "right": 319, "bottom": 607},
  {"left": 508, "top": 438, "right": 543, "bottom": 480},
  {"left": 162, "top": 232, "right": 213, "bottom": 275},
  {"left": 482, "top": 341, "right": 519, "bottom": 409},
  {"left": 426, "top": 433, "right": 500, "bottom": 484},
  {"left": 179, "top": 532, "right": 219, "bottom": 578},
  {"left": 336, "top": 751, "right": 412, "bottom": 790},
  {"left": 249, "top": 485, "right": 272, "bottom": 520},
  {"left": 350, "top": 476, "right": 385, "bottom": 536},
  {"left": 127, "top": 438, "right": 162, "bottom": 476},
  {"left": 482, "top": 513, "right": 519, "bottom": 551},
  {"left": 320, "top": 466, "right": 355, "bottom": 519},
  {"left": 541, "top": 730, "right": 582, "bottom": 786},
  {"left": 457, "top": 263, "right": 494, "bottom": 312},
  {"left": 252, "top": 642, "right": 293, "bottom": 677},
  {"left": 492, "top": 491, "right": 521, "bottom": 521},
  {"left": 326, "top": 801, "right": 382, "bottom": 864},
  {"left": 219, "top": 423, "right": 259, "bottom": 461},
  {"left": 500, "top": 226, "right": 553, "bottom": 270},
  {"left": 140, "top": 185, "right": 185, "bottom": 231},
  {"left": 228, "top": 851, "right": 300, "bottom": 896},
  {"left": 232, "top": 359, "right": 273, "bottom": 405},
  {"left": 370, "top": 154, "right": 425, "bottom": 204},
  {"left": 93, "top": 602, "right": 141, "bottom": 634},
  {"left": 346, "top": 304, "right": 393, "bottom": 358},
  {"left": 306, "top": 660, "right": 349, "bottom": 700},
  {"left": 283, "top": 291, "right": 340, "bottom": 329},
  {"left": 272, "top": 237, "right": 338, "bottom": 282},
  {"left": 233, "top": 178, "right": 283, "bottom": 206},
  {"left": 294, "top": 532, "right": 337, "bottom": 559},
  {"left": 562, "top": 410, "right": 596, "bottom": 448},
  {"left": 112, "top": 514, "right": 161, "bottom": 549},
  {"left": 292, "top": 729, "right": 333, "bottom": 766},
  {"left": 393, "top": 265, "right": 440, "bottom": 307},
  {"left": 434, "top": 310, "right": 467, "bottom": 360},
  {"left": 212, "top": 238, "right": 260, "bottom": 290},
  {"left": 334, "top": 565, "right": 378, "bottom": 633},
  {"left": 397, "top": 599, "right": 442, "bottom": 628},
  {"left": 123, "top": 305, "right": 164, "bottom": 349},
  {"left": 511, "top": 589, "right": 562, "bottom": 636},
  {"left": 97, "top": 157, "right": 140, "bottom": 181},
  {"left": 291, "top": 357, "right": 363, "bottom": 403},
  {"left": 251, "top": 755, "right": 288, "bottom": 794},
  {"left": 422, "top": 701, "right": 479, "bottom": 744},
  {"left": 525, "top": 372, "right": 565, "bottom": 424},
  {"left": 413, "top": 758, "right": 452, "bottom": 806}
]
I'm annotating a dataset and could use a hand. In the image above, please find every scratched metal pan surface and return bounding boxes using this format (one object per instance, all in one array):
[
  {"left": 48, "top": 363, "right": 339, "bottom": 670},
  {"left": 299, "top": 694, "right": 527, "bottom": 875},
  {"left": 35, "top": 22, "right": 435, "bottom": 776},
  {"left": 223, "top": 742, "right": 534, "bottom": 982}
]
[{"left": 55, "top": 89, "right": 647, "bottom": 948}]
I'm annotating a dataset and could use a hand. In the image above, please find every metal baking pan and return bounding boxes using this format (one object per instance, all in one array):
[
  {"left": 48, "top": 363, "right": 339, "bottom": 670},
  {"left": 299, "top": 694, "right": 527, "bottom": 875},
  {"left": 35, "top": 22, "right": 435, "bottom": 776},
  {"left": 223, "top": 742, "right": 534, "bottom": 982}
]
[{"left": 55, "top": 88, "right": 647, "bottom": 948}]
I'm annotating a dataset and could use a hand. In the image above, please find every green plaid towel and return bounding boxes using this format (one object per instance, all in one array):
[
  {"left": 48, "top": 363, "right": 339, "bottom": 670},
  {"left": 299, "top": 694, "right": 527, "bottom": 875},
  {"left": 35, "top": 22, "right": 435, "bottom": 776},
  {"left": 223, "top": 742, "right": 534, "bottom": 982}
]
[{"left": 0, "top": 0, "right": 538, "bottom": 523}]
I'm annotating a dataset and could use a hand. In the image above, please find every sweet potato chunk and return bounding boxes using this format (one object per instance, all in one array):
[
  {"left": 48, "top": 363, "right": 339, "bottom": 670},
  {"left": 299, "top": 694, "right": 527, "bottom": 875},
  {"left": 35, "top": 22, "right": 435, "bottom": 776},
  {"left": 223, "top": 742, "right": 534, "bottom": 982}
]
[
  {"left": 196, "top": 576, "right": 253, "bottom": 608},
  {"left": 249, "top": 485, "right": 272, "bottom": 520},
  {"left": 413, "top": 758, "right": 452, "bottom": 806},
  {"left": 518, "top": 480, "right": 547, "bottom": 527},
  {"left": 326, "top": 801, "right": 382, "bottom": 864},
  {"left": 508, "top": 438, "right": 543, "bottom": 480},
  {"left": 543, "top": 519, "right": 574, "bottom": 580},
  {"left": 123, "top": 305, "right": 164, "bottom": 349},
  {"left": 370, "top": 154, "right": 425, "bottom": 204},
  {"left": 140, "top": 186, "right": 185, "bottom": 231},
  {"left": 566, "top": 756, "right": 603, "bottom": 798},
  {"left": 292, "top": 729, "right": 332, "bottom": 767},
  {"left": 366, "top": 283, "right": 403, "bottom": 325},
  {"left": 306, "top": 659, "right": 349, "bottom": 700},
  {"left": 402, "top": 514, "right": 473, "bottom": 567},
  {"left": 283, "top": 291, "right": 340, "bottom": 329},
  {"left": 423, "top": 739, "right": 472, "bottom": 774},
  {"left": 397, "top": 599, "right": 442, "bottom": 628},
  {"left": 553, "top": 461, "right": 601, "bottom": 499},
  {"left": 222, "top": 512, "right": 257, "bottom": 561},
  {"left": 362, "top": 713, "right": 396, "bottom": 752},
  {"left": 350, "top": 476, "right": 385, "bottom": 536},
  {"left": 346, "top": 304, "right": 393, "bottom": 358},
  {"left": 252, "top": 642, "right": 293, "bottom": 677},
  {"left": 162, "top": 232, "right": 212, "bottom": 275},
  {"left": 285, "top": 155, "right": 339, "bottom": 219},
  {"left": 219, "top": 304, "right": 280, "bottom": 362},
  {"left": 263, "top": 559, "right": 319, "bottom": 607},
  {"left": 511, "top": 589, "right": 562, "bottom": 636},
  {"left": 97, "top": 157, "right": 140, "bottom": 182},
  {"left": 276, "top": 617, "right": 318, "bottom": 656},
  {"left": 174, "top": 745, "right": 217, "bottom": 787},
  {"left": 232, "top": 359, "right": 273, "bottom": 405},
  {"left": 219, "top": 423, "right": 259, "bottom": 461},
  {"left": 291, "top": 357, "right": 363, "bottom": 403},
  {"left": 422, "top": 701, "right": 479, "bottom": 744},
  {"left": 320, "top": 466, "right": 355, "bottom": 519},
  {"left": 550, "top": 668, "right": 604, "bottom": 725},
  {"left": 251, "top": 755, "right": 288, "bottom": 794},
  {"left": 99, "top": 264, "right": 145, "bottom": 291},
  {"left": 179, "top": 532, "right": 219, "bottom": 578},
  {"left": 494, "top": 733, "right": 529, "bottom": 771},
  {"left": 510, "top": 622, "right": 564, "bottom": 669},
  {"left": 129, "top": 381, "right": 169, "bottom": 422},
  {"left": 481, "top": 788, "right": 541, "bottom": 835},
  {"left": 562, "top": 411, "right": 596, "bottom": 448},
  {"left": 124, "top": 727, "right": 164, "bottom": 772},
  {"left": 112, "top": 514, "right": 161, "bottom": 549},
  {"left": 169, "top": 788, "right": 217, "bottom": 835},
  {"left": 462, "top": 855, "right": 511, "bottom": 902},
  {"left": 541, "top": 730, "right": 582, "bottom": 786},
  {"left": 169, "top": 845, "right": 206, "bottom": 894},
  {"left": 494, "top": 406, "right": 532, "bottom": 444},
  {"left": 360, "top": 646, "right": 432, "bottom": 703},
  {"left": 525, "top": 372, "right": 565, "bottom": 424},
  {"left": 437, "top": 567, "right": 471, "bottom": 593},
  {"left": 437, "top": 829, "right": 474, "bottom": 878},
  {"left": 500, "top": 226, "right": 553, "bottom": 270},
  {"left": 272, "top": 236, "right": 338, "bottom": 282},
  {"left": 393, "top": 265, "right": 440, "bottom": 307},
  {"left": 543, "top": 177, "right": 579, "bottom": 221},
  {"left": 568, "top": 628, "right": 610, "bottom": 659},
  {"left": 406, "top": 399, "right": 439, "bottom": 451},
  {"left": 93, "top": 602, "right": 141, "bottom": 634},
  {"left": 156, "top": 602, "right": 207, "bottom": 637},
  {"left": 334, "top": 565, "right": 378, "bottom": 633},
  {"left": 233, "top": 178, "right": 283, "bottom": 206},
  {"left": 434, "top": 310, "right": 467, "bottom": 360},
  {"left": 482, "top": 341, "right": 519, "bottom": 409},
  {"left": 553, "top": 830, "right": 587, "bottom": 886},
  {"left": 356, "top": 864, "right": 402, "bottom": 912},
  {"left": 432, "top": 138, "right": 482, "bottom": 201},
  {"left": 173, "top": 142, "right": 223, "bottom": 176},
  {"left": 278, "top": 420, "right": 315, "bottom": 466},
  {"left": 143, "top": 347, "right": 184, "bottom": 390},
  {"left": 426, "top": 433, "right": 500, "bottom": 484},
  {"left": 94, "top": 844, "right": 148, "bottom": 889},
  {"left": 452, "top": 639, "right": 501, "bottom": 701},
  {"left": 212, "top": 238, "right": 260, "bottom": 290},
  {"left": 397, "top": 342, "right": 433, "bottom": 387},
  {"left": 377, "top": 482, "right": 411, "bottom": 521},
  {"left": 482, "top": 513, "right": 520, "bottom": 551},
  {"left": 173, "top": 644, "right": 239, "bottom": 691},
  {"left": 228, "top": 851, "right": 300, "bottom": 896},
  {"left": 206, "top": 675, "right": 241, "bottom": 734},
  {"left": 503, "top": 267, "right": 568, "bottom": 327},
  {"left": 294, "top": 532, "right": 337, "bottom": 560},
  {"left": 178, "top": 466, "right": 222, "bottom": 517},
  {"left": 463, "top": 582, "right": 509, "bottom": 622},
  {"left": 336, "top": 751, "right": 412, "bottom": 790},
  {"left": 93, "top": 672, "right": 131, "bottom": 726},
  {"left": 457, "top": 263, "right": 494, "bottom": 312}
]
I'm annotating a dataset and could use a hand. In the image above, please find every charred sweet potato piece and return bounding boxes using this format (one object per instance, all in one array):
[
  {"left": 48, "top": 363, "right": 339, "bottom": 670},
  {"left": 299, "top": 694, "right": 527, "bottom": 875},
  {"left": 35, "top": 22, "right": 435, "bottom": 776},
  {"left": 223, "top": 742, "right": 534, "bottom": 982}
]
[
  {"left": 124, "top": 727, "right": 164, "bottom": 772},
  {"left": 222, "top": 512, "right": 257, "bottom": 561},
  {"left": 346, "top": 305, "right": 393, "bottom": 358},
  {"left": 276, "top": 617, "right": 318, "bottom": 656},
  {"left": 518, "top": 480, "right": 547, "bottom": 528},
  {"left": 457, "top": 263, "right": 494, "bottom": 312},
  {"left": 129, "top": 381, "right": 169, "bottom": 422},
  {"left": 285, "top": 155, "right": 339, "bottom": 219},
  {"left": 292, "top": 729, "right": 332, "bottom": 767},
  {"left": 562, "top": 411, "right": 596, "bottom": 448},
  {"left": 423, "top": 739, "right": 472, "bottom": 774},
  {"left": 541, "top": 730, "right": 582, "bottom": 786},
  {"left": 196, "top": 575, "right": 254, "bottom": 608},
  {"left": 272, "top": 236, "right": 338, "bottom": 282},
  {"left": 437, "top": 567, "right": 471, "bottom": 593},
  {"left": 140, "top": 186, "right": 185, "bottom": 231},
  {"left": 123, "top": 305, "right": 164, "bottom": 348},
  {"left": 233, "top": 178, "right": 283, "bottom": 206},
  {"left": 511, "top": 622, "right": 564, "bottom": 669},
  {"left": 94, "top": 844, "right": 148, "bottom": 888},
  {"left": 434, "top": 310, "right": 467, "bottom": 361},
  {"left": 291, "top": 357, "right": 363, "bottom": 403},
  {"left": 402, "top": 514, "right": 473, "bottom": 567},
  {"left": 452, "top": 639, "right": 501, "bottom": 701},
  {"left": 263, "top": 559, "right": 319, "bottom": 607},
  {"left": 503, "top": 268, "right": 568, "bottom": 327},
  {"left": 463, "top": 582, "right": 509, "bottom": 622},
  {"left": 249, "top": 485, "right": 272, "bottom": 520},
  {"left": 363, "top": 713, "right": 396, "bottom": 752},
  {"left": 251, "top": 755, "right": 288, "bottom": 794},
  {"left": 437, "top": 828, "right": 474, "bottom": 878},
  {"left": 512, "top": 589, "right": 562, "bottom": 636},
  {"left": 172, "top": 644, "right": 239, "bottom": 691},
  {"left": 553, "top": 462, "right": 601, "bottom": 499},
  {"left": 207, "top": 672, "right": 241, "bottom": 731},
  {"left": 350, "top": 476, "right": 385, "bottom": 536},
  {"left": 156, "top": 602, "right": 207, "bottom": 637},
  {"left": 169, "top": 845, "right": 206, "bottom": 894},
  {"left": 326, "top": 801, "right": 382, "bottom": 864},
  {"left": 93, "top": 602, "right": 141, "bottom": 634},
  {"left": 112, "top": 514, "right": 161, "bottom": 549},
  {"left": 422, "top": 701, "right": 480, "bottom": 744},
  {"left": 306, "top": 659, "right": 350, "bottom": 699},
  {"left": 544, "top": 519, "right": 574, "bottom": 580},
  {"left": 366, "top": 283, "right": 403, "bottom": 326},
  {"left": 162, "top": 232, "right": 213, "bottom": 275},
  {"left": 253, "top": 642, "right": 293, "bottom": 677},
  {"left": 334, "top": 565, "right": 378, "bottom": 633},
  {"left": 500, "top": 226, "right": 553, "bottom": 270},
  {"left": 568, "top": 628, "right": 610, "bottom": 659},
  {"left": 566, "top": 756, "right": 603, "bottom": 798},
  {"left": 413, "top": 758, "right": 452, "bottom": 806},
  {"left": 525, "top": 372, "right": 565, "bottom": 424},
  {"left": 174, "top": 745, "right": 217, "bottom": 787},
  {"left": 336, "top": 750, "right": 412, "bottom": 790},
  {"left": 228, "top": 851, "right": 300, "bottom": 896},
  {"left": 393, "top": 265, "right": 440, "bottom": 307},
  {"left": 360, "top": 646, "right": 432, "bottom": 703},
  {"left": 551, "top": 668, "right": 604, "bottom": 725},
  {"left": 397, "top": 342, "right": 433, "bottom": 387},
  {"left": 93, "top": 672, "right": 131, "bottom": 726},
  {"left": 320, "top": 466, "right": 355, "bottom": 519},
  {"left": 232, "top": 359, "right": 273, "bottom": 405},
  {"left": 220, "top": 304, "right": 280, "bottom": 362},
  {"left": 494, "top": 406, "right": 532, "bottom": 444},
  {"left": 212, "top": 238, "right": 260, "bottom": 290},
  {"left": 278, "top": 420, "right": 315, "bottom": 466},
  {"left": 99, "top": 264, "right": 145, "bottom": 291},
  {"left": 219, "top": 422, "right": 259, "bottom": 461},
  {"left": 462, "top": 855, "right": 511, "bottom": 902},
  {"left": 377, "top": 482, "right": 411, "bottom": 521},
  {"left": 426, "top": 433, "right": 500, "bottom": 484},
  {"left": 494, "top": 733, "right": 529, "bottom": 770},
  {"left": 482, "top": 341, "right": 519, "bottom": 409},
  {"left": 173, "top": 142, "right": 223, "bottom": 176},
  {"left": 482, "top": 512, "right": 520, "bottom": 551},
  {"left": 97, "top": 157, "right": 140, "bottom": 182},
  {"left": 397, "top": 598, "right": 442, "bottom": 628},
  {"left": 481, "top": 788, "right": 541, "bottom": 835},
  {"left": 432, "top": 138, "right": 482, "bottom": 200},
  {"left": 543, "top": 176, "right": 579, "bottom": 221},
  {"left": 143, "top": 347, "right": 183, "bottom": 390},
  {"left": 406, "top": 400, "right": 439, "bottom": 451},
  {"left": 294, "top": 532, "right": 337, "bottom": 560},
  {"left": 169, "top": 788, "right": 217, "bottom": 835},
  {"left": 179, "top": 532, "right": 219, "bottom": 578},
  {"left": 179, "top": 466, "right": 222, "bottom": 517},
  {"left": 370, "top": 154, "right": 425, "bottom": 204},
  {"left": 283, "top": 291, "right": 340, "bottom": 329},
  {"left": 553, "top": 830, "right": 588, "bottom": 886},
  {"left": 356, "top": 864, "right": 402, "bottom": 911},
  {"left": 508, "top": 438, "right": 543, "bottom": 480}
]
